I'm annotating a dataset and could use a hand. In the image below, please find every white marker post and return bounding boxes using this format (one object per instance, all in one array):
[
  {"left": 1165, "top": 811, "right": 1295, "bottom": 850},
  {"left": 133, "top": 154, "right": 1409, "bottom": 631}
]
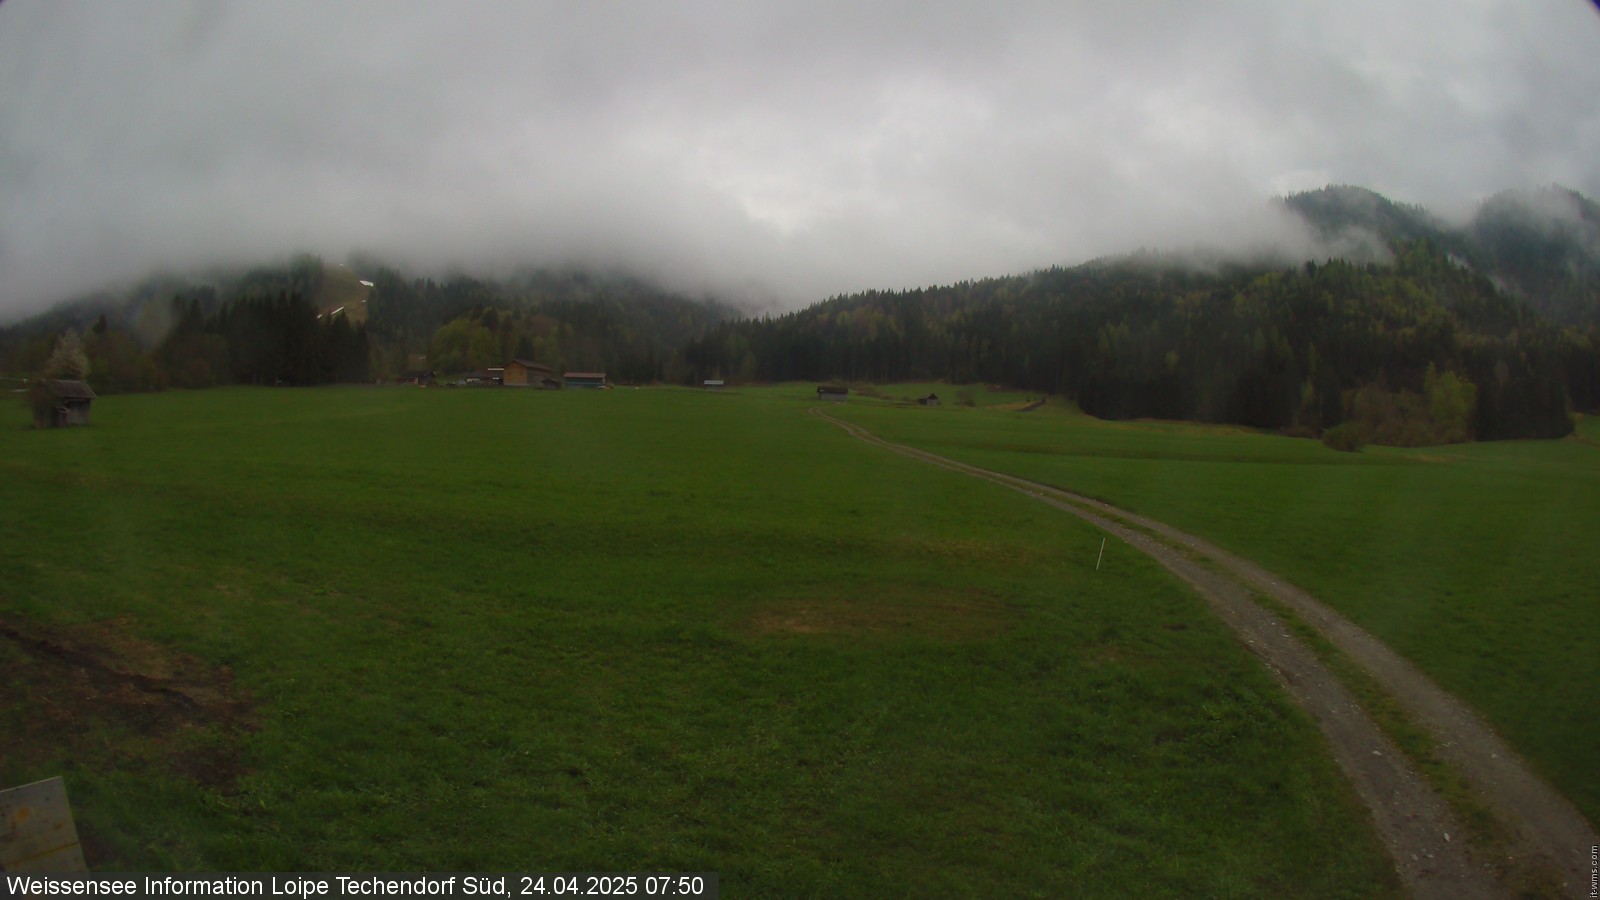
[{"left": 1095, "top": 536, "right": 1106, "bottom": 571}]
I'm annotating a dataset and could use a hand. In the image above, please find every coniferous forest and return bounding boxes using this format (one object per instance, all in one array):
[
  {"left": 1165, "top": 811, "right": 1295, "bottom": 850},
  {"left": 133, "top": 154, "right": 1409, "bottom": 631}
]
[{"left": 683, "top": 239, "right": 1586, "bottom": 441}]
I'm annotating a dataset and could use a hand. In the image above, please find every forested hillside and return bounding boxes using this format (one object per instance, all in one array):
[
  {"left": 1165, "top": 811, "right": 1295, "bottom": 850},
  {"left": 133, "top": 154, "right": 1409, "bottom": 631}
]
[
  {"left": 361, "top": 267, "right": 735, "bottom": 383},
  {"left": 5, "top": 185, "right": 1597, "bottom": 443},
  {"left": 1, "top": 259, "right": 738, "bottom": 390},
  {"left": 1282, "top": 184, "right": 1600, "bottom": 326},
  {"left": 680, "top": 186, "right": 1599, "bottom": 442}
]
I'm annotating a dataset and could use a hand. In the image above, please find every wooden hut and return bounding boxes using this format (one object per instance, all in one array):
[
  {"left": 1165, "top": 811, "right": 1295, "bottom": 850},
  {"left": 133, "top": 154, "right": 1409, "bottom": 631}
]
[
  {"left": 564, "top": 372, "right": 607, "bottom": 389},
  {"left": 46, "top": 380, "right": 97, "bottom": 427}
]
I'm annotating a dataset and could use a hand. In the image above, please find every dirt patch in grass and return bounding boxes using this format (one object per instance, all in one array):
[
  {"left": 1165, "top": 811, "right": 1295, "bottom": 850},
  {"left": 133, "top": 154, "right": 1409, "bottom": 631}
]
[
  {"left": 0, "top": 612, "right": 255, "bottom": 790},
  {"left": 742, "top": 588, "right": 1016, "bottom": 641}
]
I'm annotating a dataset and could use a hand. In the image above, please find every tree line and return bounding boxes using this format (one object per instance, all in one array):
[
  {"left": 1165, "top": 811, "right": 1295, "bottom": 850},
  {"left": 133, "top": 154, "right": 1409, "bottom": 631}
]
[
  {"left": 7, "top": 209, "right": 1597, "bottom": 445},
  {"left": 359, "top": 268, "right": 730, "bottom": 383},
  {"left": 682, "top": 240, "right": 1590, "bottom": 442},
  {"left": 1, "top": 259, "right": 737, "bottom": 395}
]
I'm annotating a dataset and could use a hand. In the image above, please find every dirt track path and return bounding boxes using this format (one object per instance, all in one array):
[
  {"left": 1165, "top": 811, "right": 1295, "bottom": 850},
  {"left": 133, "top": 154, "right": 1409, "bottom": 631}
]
[{"left": 814, "top": 408, "right": 1598, "bottom": 898}]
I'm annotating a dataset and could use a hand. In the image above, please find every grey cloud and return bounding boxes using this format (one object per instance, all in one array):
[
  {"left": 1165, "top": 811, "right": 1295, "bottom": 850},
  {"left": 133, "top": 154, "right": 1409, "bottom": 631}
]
[{"left": 2, "top": 0, "right": 1598, "bottom": 320}]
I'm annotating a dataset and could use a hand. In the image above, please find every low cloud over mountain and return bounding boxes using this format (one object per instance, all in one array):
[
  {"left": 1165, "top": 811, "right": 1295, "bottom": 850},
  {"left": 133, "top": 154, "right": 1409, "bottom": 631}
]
[{"left": 3, "top": 1, "right": 1598, "bottom": 320}]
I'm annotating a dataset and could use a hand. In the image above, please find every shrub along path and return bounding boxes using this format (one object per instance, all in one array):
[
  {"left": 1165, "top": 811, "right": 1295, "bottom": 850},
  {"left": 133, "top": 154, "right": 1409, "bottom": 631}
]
[{"left": 814, "top": 407, "right": 1597, "bottom": 899}]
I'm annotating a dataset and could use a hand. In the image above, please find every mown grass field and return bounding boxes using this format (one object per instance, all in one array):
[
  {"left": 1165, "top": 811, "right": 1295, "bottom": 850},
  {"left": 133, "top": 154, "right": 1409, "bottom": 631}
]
[
  {"left": 833, "top": 396, "right": 1600, "bottom": 826},
  {"left": 312, "top": 264, "right": 371, "bottom": 324},
  {"left": 0, "top": 386, "right": 1398, "bottom": 896}
]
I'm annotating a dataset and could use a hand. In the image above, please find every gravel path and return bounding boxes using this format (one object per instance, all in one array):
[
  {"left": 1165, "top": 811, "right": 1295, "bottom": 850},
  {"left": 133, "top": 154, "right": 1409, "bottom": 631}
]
[{"left": 816, "top": 408, "right": 1598, "bottom": 898}]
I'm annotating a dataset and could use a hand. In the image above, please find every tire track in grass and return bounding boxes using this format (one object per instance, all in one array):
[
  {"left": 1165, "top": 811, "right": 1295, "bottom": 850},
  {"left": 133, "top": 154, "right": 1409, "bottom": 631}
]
[{"left": 814, "top": 408, "right": 1592, "bottom": 898}]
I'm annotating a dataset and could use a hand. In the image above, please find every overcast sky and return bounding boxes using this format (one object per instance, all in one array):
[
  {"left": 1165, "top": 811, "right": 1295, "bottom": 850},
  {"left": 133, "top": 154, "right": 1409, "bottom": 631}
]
[{"left": 3, "top": 1, "right": 1598, "bottom": 320}]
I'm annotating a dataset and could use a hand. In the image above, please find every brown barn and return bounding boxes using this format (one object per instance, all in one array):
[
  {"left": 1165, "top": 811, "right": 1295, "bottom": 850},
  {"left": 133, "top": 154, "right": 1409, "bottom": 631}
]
[
  {"left": 918, "top": 393, "right": 940, "bottom": 407},
  {"left": 504, "top": 359, "right": 555, "bottom": 387},
  {"left": 817, "top": 385, "right": 848, "bottom": 402},
  {"left": 43, "top": 379, "right": 96, "bottom": 425}
]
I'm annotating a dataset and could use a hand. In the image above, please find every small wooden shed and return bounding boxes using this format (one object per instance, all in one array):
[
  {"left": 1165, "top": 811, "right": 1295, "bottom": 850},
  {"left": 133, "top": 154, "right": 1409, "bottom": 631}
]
[
  {"left": 564, "top": 372, "right": 607, "bottom": 389},
  {"left": 918, "top": 393, "right": 940, "bottom": 407},
  {"left": 817, "top": 385, "right": 848, "bottom": 402},
  {"left": 48, "top": 380, "right": 97, "bottom": 426},
  {"left": 703, "top": 379, "right": 724, "bottom": 390}
]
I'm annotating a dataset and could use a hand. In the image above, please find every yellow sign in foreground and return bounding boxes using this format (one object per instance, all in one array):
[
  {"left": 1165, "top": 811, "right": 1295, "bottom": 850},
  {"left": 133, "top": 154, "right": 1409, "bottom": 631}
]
[{"left": 1, "top": 777, "right": 86, "bottom": 873}]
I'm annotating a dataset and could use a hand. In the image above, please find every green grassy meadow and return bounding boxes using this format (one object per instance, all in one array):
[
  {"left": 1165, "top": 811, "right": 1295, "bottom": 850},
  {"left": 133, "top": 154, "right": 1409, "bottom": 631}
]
[
  {"left": 833, "top": 397, "right": 1600, "bottom": 826},
  {"left": 854, "top": 382, "right": 1046, "bottom": 409},
  {"left": 0, "top": 386, "right": 1398, "bottom": 896}
]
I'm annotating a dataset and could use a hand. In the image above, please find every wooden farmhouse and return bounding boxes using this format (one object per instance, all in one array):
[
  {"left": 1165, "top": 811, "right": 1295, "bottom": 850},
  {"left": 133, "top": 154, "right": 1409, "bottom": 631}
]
[
  {"left": 817, "top": 385, "right": 848, "bottom": 402},
  {"left": 564, "top": 372, "right": 607, "bottom": 389},
  {"left": 918, "top": 393, "right": 940, "bottom": 407},
  {"left": 44, "top": 380, "right": 97, "bottom": 427},
  {"left": 503, "top": 359, "right": 556, "bottom": 387}
]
